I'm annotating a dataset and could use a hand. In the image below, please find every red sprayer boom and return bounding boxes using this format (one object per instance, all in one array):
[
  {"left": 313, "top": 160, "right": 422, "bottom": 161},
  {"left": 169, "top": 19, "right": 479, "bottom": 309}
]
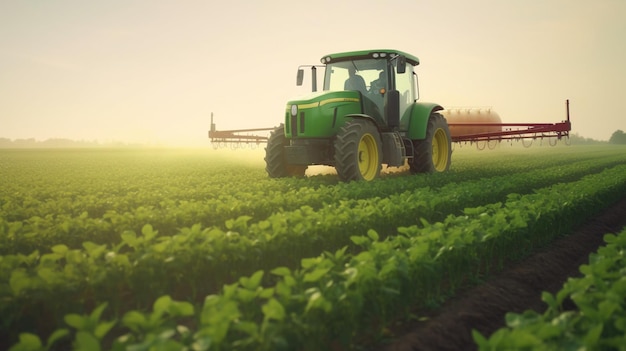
[
  {"left": 208, "top": 113, "right": 274, "bottom": 149},
  {"left": 208, "top": 100, "right": 572, "bottom": 150},
  {"left": 445, "top": 99, "right": 571, "bottom": 148}
]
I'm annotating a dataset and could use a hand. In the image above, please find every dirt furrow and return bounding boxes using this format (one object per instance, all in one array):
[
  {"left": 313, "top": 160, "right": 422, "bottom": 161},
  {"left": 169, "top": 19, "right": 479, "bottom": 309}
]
[{"left": 376, "top": 197, "right": 626, "bottom": 351}]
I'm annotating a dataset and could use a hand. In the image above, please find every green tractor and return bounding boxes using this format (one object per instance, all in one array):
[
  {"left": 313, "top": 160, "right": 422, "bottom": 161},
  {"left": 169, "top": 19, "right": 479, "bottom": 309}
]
[{"left": 265, "top": 49, "right": 451, "bottom": 181}]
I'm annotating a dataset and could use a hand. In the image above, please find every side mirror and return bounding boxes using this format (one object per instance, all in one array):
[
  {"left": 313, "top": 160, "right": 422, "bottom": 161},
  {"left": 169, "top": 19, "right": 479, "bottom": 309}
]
[
  {"left": 296, "top": 69, "right": 304, "bottom": 86},
  {"left": 396, "top": 55, "right": 406, "bottom": 74}
]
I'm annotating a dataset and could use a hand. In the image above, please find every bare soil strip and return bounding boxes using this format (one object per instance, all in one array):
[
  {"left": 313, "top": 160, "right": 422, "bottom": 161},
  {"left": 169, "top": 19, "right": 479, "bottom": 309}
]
[{"left": 376, "top": 197, "right": 626, "bottom": 351}]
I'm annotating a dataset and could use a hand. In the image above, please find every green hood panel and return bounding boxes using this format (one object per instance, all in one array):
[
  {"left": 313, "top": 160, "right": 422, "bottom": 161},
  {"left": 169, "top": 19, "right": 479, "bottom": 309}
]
[
  {"left": 285, "top": 91, "right": 365, "bottom": 138},
  {"left": 286, "top": 91, "right": 360, "bottom": 110}
]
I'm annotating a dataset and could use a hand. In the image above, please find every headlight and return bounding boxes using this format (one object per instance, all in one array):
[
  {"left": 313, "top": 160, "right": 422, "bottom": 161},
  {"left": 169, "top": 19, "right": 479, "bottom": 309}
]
[{"left": 291, "top": 104, "right": 298, "bottom": 117}]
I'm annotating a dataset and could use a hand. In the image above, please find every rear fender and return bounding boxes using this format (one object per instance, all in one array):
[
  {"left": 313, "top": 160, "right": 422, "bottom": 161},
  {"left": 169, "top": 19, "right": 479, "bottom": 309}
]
[{"left": 405, "top": 103, "right": 444, "bottom": 139}]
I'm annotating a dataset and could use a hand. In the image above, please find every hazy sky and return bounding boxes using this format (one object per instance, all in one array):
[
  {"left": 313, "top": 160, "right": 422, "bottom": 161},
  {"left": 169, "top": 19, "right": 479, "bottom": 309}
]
[{"left": 1, "top": 0, "right": 624, "bottom": 145}]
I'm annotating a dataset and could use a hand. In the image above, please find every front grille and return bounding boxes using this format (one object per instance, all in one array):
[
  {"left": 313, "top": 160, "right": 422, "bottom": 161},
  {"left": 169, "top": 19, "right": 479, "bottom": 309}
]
[{"left": 291, "top": 115, "right": 298, "bottom": 137}]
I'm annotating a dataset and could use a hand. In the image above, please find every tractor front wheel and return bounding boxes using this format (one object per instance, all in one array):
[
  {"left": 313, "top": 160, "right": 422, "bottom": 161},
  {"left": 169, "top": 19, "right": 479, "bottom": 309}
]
[
  {"left": 410, "top": 113, "right": 452, "bottom": 173},
  {"left": 265, "top": 124, "right": 307, "bottom": 178},
  {"left": 334, "top": 119, "right": 382, "bottom": 181}
]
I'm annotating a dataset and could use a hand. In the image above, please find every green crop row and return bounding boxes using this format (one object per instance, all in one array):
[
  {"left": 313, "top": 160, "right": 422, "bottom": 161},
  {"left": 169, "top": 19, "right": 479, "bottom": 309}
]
[
  {"left": 2, "top": 159, "right": 624, "bottom": 345},
  {"left": 2, "top": 147, "right": 623, "bottom": 256},
  {"left": 474, "top": 226, "right": 626, "bottom": 350},
  {"left": 8, "top": 163, "right": 626, "bottom": 350},
  {"left": 3, "top": 150, "right": 623, "bottom": 258}
]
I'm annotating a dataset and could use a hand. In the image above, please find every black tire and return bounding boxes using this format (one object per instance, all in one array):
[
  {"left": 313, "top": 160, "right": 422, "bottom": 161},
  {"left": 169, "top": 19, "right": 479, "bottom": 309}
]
[
  {"left": 410, "top": 113, "right": 452, "bottom": 173},
  {"left": 334, "top": 119, "right": 382, "bottom": 181},
  {"left": 264, "top": 125, "right": 307, "bottom": 178}
]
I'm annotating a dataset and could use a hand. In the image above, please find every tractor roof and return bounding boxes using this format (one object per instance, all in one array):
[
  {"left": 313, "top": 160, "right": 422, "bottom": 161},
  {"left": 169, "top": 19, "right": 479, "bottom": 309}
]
[{"left": 320, "top": 49, "right": 420, "bottom": 66}]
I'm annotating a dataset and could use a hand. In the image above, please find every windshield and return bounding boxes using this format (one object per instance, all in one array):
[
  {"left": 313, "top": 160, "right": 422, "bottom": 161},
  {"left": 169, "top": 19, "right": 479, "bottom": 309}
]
[
  {"left": 323, "top": 59, "right": 387, "bottom": 94},
  {"left": 322, "top": 58, "right": 416, "bottom": 120}
]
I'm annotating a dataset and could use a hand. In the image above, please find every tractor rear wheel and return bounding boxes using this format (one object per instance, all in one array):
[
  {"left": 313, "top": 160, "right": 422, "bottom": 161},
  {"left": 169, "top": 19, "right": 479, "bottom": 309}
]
[
  {"left": 334, "top": 119, "right": 382, "bottom": 181},
  {"left": 265, "top": 124, "right": 307, "bottom": 178},
  {"left": 410, "top": 113, "right": 452, "bottom": 173}
]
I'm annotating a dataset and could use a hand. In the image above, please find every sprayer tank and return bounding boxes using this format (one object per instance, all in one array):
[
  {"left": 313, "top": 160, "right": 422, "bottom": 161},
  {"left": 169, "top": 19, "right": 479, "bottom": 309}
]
[{"left": 441, "top": 108, "right": 502, "bottom": 137}]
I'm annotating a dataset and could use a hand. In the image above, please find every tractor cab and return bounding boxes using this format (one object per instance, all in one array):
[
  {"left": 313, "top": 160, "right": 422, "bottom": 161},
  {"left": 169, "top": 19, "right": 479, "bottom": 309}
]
[{"left": 297, "top": 51, "right": 418, "bottom": 131}]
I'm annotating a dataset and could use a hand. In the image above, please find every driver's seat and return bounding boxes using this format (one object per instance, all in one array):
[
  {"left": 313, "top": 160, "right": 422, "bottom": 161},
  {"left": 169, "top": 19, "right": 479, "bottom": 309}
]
[{"left": 344, "top": 75, "right": 367, "bottom": 94}]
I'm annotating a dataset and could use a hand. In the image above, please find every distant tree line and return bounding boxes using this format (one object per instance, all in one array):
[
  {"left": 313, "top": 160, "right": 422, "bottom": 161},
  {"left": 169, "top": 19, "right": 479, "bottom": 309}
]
[
  {"left": 567, "top": 133, "right": 606, "bottom": 145},
  {"left": 609, "top": 130, "right": 626, "bottom": 145}
]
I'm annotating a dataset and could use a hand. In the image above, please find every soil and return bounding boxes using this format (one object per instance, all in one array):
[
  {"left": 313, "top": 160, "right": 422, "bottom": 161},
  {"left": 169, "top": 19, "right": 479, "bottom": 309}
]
[{"left": 371, "top": 197, "right": 626, "bottom": 351}]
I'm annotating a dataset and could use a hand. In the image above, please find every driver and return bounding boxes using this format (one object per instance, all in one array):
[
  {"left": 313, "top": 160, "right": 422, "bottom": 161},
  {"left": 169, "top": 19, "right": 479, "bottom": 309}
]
[
  {"left": 344, "top": 68, "right": 367, "bottom": 94},
  {"left": 370, "top": 70, "right": 387, "bottom": 95}
]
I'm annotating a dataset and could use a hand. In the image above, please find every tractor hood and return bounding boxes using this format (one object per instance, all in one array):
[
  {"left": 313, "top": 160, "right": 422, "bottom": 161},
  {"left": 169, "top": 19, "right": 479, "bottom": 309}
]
[
  {"left": 284, "top": 90, "right": 364, "bottom": 139},
  {"left": 285, "top": 90, "right": 361, "bottom": 113}
]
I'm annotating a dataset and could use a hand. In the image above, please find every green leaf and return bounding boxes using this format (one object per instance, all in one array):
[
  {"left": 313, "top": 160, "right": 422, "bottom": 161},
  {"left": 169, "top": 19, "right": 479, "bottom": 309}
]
[
  {"left": 236, "top": 288, "right": 257, "bottom": 303},
  {"left": 191, "top": 336, "right": 212, "bottom": 351},
  {"left": 51, "top": 244, "right": 69, "bottom": 255},
  {"left": 222, "top": 283, "right": 238, "bottom": 299},
  {"left": 257, "top": 220, "right": 271, "bottom": 230},
  {"left": 225, "top": 215, "right": 252, "bottom": 231},
  {"left": 305, "top": 291, "right": 331, "bottom": 313},
  {"left": 75, "top": 331, "right": 100, "bottom": 351},
  {"left": 37, "top": 268, "right": 57, "bottom": 284},
  {"left": 536, "top": 324, "right": 562, "bottom": 339},
  {"left": 584, "top": 324, "right": 603, "bottom": 346},
  {"left": 603, "top": 233, "right": 617, "bottom": 244},
  {"left": 258, "top": 287, "right": 274, "bottom": 299},
  {"left": 300, "top": 257, "right": 321, "bottom": 269},
  {"left": 141, "top": 224, "right": 157, "bottom": 240},
  {"left": 46, "top": 329, "right": 70, "bottom": 348},
  {"left": 303, "top": 268, "right": 330, "bottom": 283},
  {"left": 471, "top": 329, "right": 488, "bottom": 348},
  {"left": 262, "top": 298, "right": 286, "bottom": 322},
  {"left": 275, "top": 281, "right": 291, "bottom": 298},
  {"left": 367, "top": 229, "right": 379, "bottom": 242},
  {"left": 283, "top": 275, "right": 297, "bottom": 287},
  {"left": 120, "top": 231, "right": 138, "bottom": 247},
  {"left": 90, "top": 302, "right": 109, "bottom": 323},
  {"left": 350, "top": 235, "right": 370, "bottom": 247},
  {"left": 270, "top": 267, "right": 291, "bottom": 277},
  {"left": 94, "top": 320, "right": 117, "bottom": 339},
  {"left": 82, "top": 242, "right": 107, "bottom": 258},
  {"left": 112, "top": 253, "right": 131, "bottom": 268},
  {"left": 9, "top": 270, "right": 30, "bottom": 296},
  {"left": 199, "top": 300, "right": 240, "bottom": 344},
  {"left": 64, "top": 314, "right": 86, "bottom": 330},
  {"left": 507, "top": 330, "right": 542, "bottom": 348},
  {"left": 234, "top": 321, "right": 259, "bottom": 337},
  {"left": 169, "top": 300, "right": 194, "bottom": 317},
  {"left": 239, "top": 270, "right": 264, "bottom": 290},
  {"left": 122, "top": 311, "right": 147, "bottom": 332},
  {"left": 541, "top": 291, "right": 558, "bottom": 311},
  {"left": 152, "top": 242, "right": 168, "bottom": 253},
  {"left": 153, "top": 295, "right": 173, "bottom": 315},
  {"left": 39, "top": 253, "right": 63, "bottom": 264},
  {"left": 8, "top": 333, "right": 42, "bottom": 351},
  {"left": 505, "top": 311, "right": 540, "bottom": 328}
]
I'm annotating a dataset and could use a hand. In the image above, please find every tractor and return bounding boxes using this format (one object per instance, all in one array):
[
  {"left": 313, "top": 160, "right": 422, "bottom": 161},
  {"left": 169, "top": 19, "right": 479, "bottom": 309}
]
[{"left": 264, "top": 49, "right": 451, "bottom": 181}]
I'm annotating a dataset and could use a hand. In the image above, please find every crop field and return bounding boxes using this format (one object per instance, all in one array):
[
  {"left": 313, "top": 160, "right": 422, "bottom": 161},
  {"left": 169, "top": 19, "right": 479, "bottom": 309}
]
[
  {"left": 474, "top": 226, "right": 626, "bottom": 350},
  {"left": 2, "top": 144, "right": 626, "bottom": 350}
]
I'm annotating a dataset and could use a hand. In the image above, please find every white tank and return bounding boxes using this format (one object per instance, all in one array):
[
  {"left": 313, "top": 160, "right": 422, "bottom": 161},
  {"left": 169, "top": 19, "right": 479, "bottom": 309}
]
[{"left": 441, "top": 108, "right": 502, "bottom": 137}]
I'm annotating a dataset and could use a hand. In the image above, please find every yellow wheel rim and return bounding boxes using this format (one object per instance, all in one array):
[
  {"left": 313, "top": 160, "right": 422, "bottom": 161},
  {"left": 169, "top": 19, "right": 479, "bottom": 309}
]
[
  {"left": 358, "top": 133, "right": 379, "bottom": 180},
  {"left": 432, "top": 128, "right": 450, "bottom": 172}
]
